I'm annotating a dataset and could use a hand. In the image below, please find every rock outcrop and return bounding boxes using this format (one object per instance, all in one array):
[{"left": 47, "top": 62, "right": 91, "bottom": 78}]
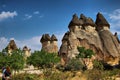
[
  {"left": 6, "top": 40, "right": 18, "bottom": 55},
  {"left": 40, "top": 34, "right": 58, "bottom": 53},
  {"left": 23, "top": 46, "right": 31, "bottom": 60},
  {"left": 59, "top": 12, "right": 120, "bottom": 67}
]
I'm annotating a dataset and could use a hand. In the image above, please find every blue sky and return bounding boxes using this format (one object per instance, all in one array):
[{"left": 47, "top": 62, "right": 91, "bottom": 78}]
[{"left": 0, "top": 0, "right": 120, "bottom": 51}]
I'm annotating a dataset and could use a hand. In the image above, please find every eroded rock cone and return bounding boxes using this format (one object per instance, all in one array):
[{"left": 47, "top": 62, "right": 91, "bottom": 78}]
[
  {"left": 40, "top": 34, "right": 58, "bottom": 53},
  {"left": 6, "top": 40, "right": 17, "bottom": 51},
  {"left": 40, "top": 34, "right": 51, "bottom": 43},
  {"left": 23, "top": 46, "right": 31, "bottom": 59},
  {"left": 68, "top": 14, "right": 83, "bottom": 28},
  {"left": 95, "top": 12, "right": 110, "bottom": 31},
  {"left": 5, "top": 40, "right": 17, "bottom": 55},
  {"left": 51, "top": 34, "right": 58, "bottom": 41}
]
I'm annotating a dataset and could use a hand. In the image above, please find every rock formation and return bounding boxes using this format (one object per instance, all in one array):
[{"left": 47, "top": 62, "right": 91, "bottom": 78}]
[
  {"left": 5, "top": 40, "right": 18, "bottom": 55},
  {"left": 23, "top": 46, "right": 31, "bottom": 60},
  {"left": 40, "top": 34, "right": 58, "bottom": 53},
  {"left": 59, "top": 12, "right": 120, "bottom": 67}
]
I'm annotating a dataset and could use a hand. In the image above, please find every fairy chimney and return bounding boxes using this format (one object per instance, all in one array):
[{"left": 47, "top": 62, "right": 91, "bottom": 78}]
[
  {"left": 50, "top": 34, "right": 58, "bottom": 53},
  {"left": 59, "top": 12, "right": 120, "bottom": 67},
  {"left": 83, "top": 17, "right": 96, "bottom": 32},
  {"left": 40, "top": 34, "right": 58, "bottom": 53},
  {"left": 95, "top": 12, "right": 110, "bottom": 31},
  {"left": 6, "top": 40, "right": 17, "bottom": 55},
  {"left": 23, "top": 46, "right": 31, "bottom": 59},
  {"left": 68, "top": 14, "right": 83, "bottom": 32}
]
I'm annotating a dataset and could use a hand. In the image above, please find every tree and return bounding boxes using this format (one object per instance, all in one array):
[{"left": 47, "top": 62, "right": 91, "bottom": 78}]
[
  {"left": 77, "top": 47, "right": 95, "bottom": 58},
  {"left": 0, "top": 52, "right": 7, "bottom": 68},
  {"left": 27, "top": 50, "right": 60, "bottom": 69},
  {"left": 10, "top": 49, "right": 25, "bottom": 72},
  {"left": 0, "top": 49, "right": 25, "bottom": 74}
]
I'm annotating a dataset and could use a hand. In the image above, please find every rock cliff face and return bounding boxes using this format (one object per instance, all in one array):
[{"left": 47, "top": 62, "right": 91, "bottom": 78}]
[
  {"left": 40, "top": 34, "right": 58, "bottom": 53},
  {"left": 6, "top": 40, "right": 18, "bottom": 55},
  {"left": 59, "top": 12, "right": 120, "bottom": 66}
]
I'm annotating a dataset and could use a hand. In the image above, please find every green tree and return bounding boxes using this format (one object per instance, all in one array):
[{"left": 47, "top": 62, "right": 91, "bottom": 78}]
[
  {"left": 10, "top": 49, "right": 25, "bottom": 72},
  {"left": 27, "top": 50, "right": 60, "bottom": 69},
  {"left": 0, "top": 52, "right": 6, "bottom": 68},
  {"left": 77, "top": 47, "right": 95, "bottom": 58},
  {"left": 0, "top": 49, "right": 25, "bottom": 74}
]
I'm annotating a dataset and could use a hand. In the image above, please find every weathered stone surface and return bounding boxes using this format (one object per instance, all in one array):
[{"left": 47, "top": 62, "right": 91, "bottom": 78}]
[
  {"left": 40, "top": 34, "right": 58, "bottom": 53},
  {"left": 59, "top": 13, "right": 120, "bottom": 67},
  {"left": 98, "top": 30, "right": 120, "bottom": 65}
]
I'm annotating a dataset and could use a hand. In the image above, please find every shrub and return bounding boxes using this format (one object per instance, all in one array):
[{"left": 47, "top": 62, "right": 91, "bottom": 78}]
[
  {"left": 12, "top": 73, "right": 40, "bottom": 80},
  {"left": 65, "top": 58, "right": 84, "bottom": 71},
  {"left": 93, "top": 60, "right": 104, "bottom": 70},
  {"left": 77, "top": 47, "right": 95, "bottom": 58},
  {"left": 27, "top": 50, "right": 60, "bottom": 69}
]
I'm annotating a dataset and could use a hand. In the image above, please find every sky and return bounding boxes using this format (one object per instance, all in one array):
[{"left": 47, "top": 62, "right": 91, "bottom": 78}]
[{"left": 0, "top": 0, "right": 120, "bottom": 52}]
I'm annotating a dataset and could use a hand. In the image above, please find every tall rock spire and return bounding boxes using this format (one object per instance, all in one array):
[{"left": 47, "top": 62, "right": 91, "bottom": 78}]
[
  {"left": 95, "top": 12, "right": 110, "bottom": 30},
  {"left": 6, "top": 40, "right": 18, "bottom": 55},
  {"left": 23, "top": 46, "right": 31, "bottom": 59},
  {"left": 83, "top": 17, "right": 96, "bottom": 27},
  {"left": 68, "top": 14, "right": 83, "bottom": 28},
  {"left": 62, "top": 32, "right": 69, "bottom": 41},
  {"left": 40, "top": 34, "right": 58, "bottom": 53},
  {"left": 40, "top": 34, "right": 51, "bottom": 43},
  {"left": 51, "top": 34, "right": 58, "bottom": 41},
  {"left": 80, "top": 13, "right": 86, "bottom": 21}
]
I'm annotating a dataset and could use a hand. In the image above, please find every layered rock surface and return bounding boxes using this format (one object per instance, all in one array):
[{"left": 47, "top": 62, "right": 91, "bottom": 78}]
[{"left": 59, "top": 13, "right": 120, "bottom": 66}]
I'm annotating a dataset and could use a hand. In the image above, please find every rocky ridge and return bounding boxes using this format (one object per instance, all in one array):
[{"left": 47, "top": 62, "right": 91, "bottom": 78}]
[{"left": 59, "top": 12, "right": 120, "bottom": 67}]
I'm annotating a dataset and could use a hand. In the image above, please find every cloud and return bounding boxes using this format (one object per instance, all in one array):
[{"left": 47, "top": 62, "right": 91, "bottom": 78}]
[
  {"left": 14, "top": 36, "right": 41, "bottom": 52},
  {"left": 33, "top": 11, "right": 39, "bottom": 14},
  {"left": 109, "top": 9, "right": 120, "bottom": 20},
  {"left": 109, "top": 9, "right": 120, "bottom": 37},
  {"left": 0, "top": 36, "right": 41, "bottom": 52},
  {"left": 55, "top": 33, "right": 64, "bottom": 49},
  {"left": 0, "top": 32, "right": 64, "bottom": 52},
  {"left": 39, "top": 15, "right": 44, "bottom": 18},
  {"left": 24, "top": 14, "right": 32, "bottom": 20},
  {"left": 0, "top": 37, "right": 8, "bottom": 51},
  {"left": 0, "top": 11, "right": 17, "bottom": 21},
  {"left": 2, "top": 4, "right": 6, "bottom": 8}
]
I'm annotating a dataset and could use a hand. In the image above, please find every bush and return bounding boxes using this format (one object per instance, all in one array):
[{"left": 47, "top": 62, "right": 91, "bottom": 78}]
[
  {"left": 27, "top": 50, "right": 60, "bottom": 69},
  {"left": 77, "top": 47, "right": 95, "bottom": 58},
  {"left": 56, "top": 64, "right": 65, "bottom": 71},
  {"left": 65, "top": 58, "right": 84, "bottom": 71},
  {"left": 93, "top": 60, "right": 104, "bottom": 70},
  {"left": 12, "top": 73, "right": 40, "bottom": 80}
]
